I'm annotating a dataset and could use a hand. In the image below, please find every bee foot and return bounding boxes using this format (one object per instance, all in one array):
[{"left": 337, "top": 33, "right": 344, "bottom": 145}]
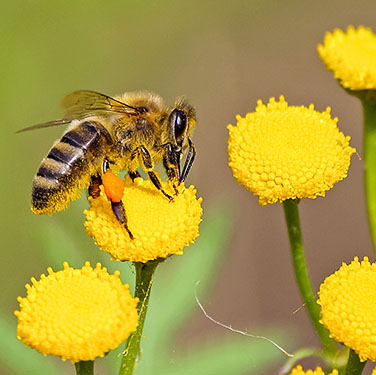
[
  {"left": 125, "top": 225, "right": 134, "bottom": 240},
  {"left": 160, "top": 190, "right": 173, "bottom": 201}
]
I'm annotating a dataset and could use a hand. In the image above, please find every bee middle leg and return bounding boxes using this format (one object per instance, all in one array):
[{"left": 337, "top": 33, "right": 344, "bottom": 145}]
[
  {"left": 128, "top": 171, "right": 141, "bottom": 181},
  {"left": 140, "top": 146, "right": 174, "bottom": 201}
]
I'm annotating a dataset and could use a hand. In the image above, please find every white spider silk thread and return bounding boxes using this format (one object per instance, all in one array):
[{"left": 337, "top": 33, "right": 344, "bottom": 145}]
[{"left": 194, "top": 281, "right": 293, "bottom": 358}]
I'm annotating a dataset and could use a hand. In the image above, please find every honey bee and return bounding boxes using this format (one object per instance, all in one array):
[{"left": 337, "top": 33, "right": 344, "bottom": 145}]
[{"left": 19, "top": 90, "right": 197, "bottom": 238}]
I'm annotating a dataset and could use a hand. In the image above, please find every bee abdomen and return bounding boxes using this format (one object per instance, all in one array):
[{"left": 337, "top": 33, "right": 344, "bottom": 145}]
[{"left": 32, "top": 121, "right": 110, "bottom": 214}]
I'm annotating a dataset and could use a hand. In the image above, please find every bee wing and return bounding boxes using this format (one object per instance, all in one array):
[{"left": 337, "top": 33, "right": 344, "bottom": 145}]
[
  {"left": 16, "top": 119, "right": 72, "bottom": 133},
  {"left": 17, "top": 90, "right": 141, "bottom": 133},
  {"left": 61, "top": 90, "right": 141, "bottom": 119}
]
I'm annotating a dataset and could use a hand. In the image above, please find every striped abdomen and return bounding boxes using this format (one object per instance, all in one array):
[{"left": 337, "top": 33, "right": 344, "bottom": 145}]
[{"left": 32, "top": 120, "right": 111, "bottom": 214}]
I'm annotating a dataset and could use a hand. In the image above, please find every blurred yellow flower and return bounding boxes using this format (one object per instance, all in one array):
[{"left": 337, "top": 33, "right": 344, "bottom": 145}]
[
  {"left": 15, "top": 262, "right": 139, "bottom": 363},
  {"left": 283, "top": 365, "right": 338, "bottom": 375},
  {"left": 227, "top": 96, "right": 355, "bottom": 205},
  {"left": 318, "top": 26, "right": 376, "bottom": 90},
  {"left": 318, "top": 256, "right": 376, "bottom": 361},
  {"left": 84, "top": 175, "right": 202, "bottom": 262}
]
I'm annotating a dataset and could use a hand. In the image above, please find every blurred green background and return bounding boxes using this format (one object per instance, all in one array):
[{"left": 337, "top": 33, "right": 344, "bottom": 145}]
[{"left": 2, "top": 0, "right": 376, "bottom": 374}]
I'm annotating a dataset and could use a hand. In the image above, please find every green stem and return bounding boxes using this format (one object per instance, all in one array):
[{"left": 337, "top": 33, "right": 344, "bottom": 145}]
[
  {"left": 344, "top": 349, "right": 366, "bottom": 375},
  {"left": 283, "top": 199, "right": 336, "bottom": 354},
  {"left": 75, "top": 361, "right": 94, "bottom": 375},
  {"left": 362, "top": 93, "right": 376, "bottom": 255},
  {"left": 119, "top": 260, "right": 161, "bottom": 375}
]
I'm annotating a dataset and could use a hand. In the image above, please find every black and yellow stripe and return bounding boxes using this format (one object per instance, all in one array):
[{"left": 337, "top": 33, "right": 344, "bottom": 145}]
[{"left": 32, "top": 121, "right": 111, "bottom": 214}]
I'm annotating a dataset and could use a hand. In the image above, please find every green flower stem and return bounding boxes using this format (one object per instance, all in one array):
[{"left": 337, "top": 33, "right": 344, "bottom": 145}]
[
  {"left": 75, "top": 361, "right": 94, "bottom": 375},
  {"left": 344, "top": 349, "right": 366, "bottom": 375},
  {"left": 283, "top": 199, "right": 336, "bottom": 354},
  {"left": 362, "top": 93, "right": 376, "bottom": 254},
  {"left": 119, "top": 259, "right": 161, "bottom": 375}
]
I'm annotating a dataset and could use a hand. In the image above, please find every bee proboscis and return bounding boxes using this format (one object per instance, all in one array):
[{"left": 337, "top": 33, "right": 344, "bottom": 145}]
[{"left": 19, "top": 90, "right": 197, "bottom": 238}]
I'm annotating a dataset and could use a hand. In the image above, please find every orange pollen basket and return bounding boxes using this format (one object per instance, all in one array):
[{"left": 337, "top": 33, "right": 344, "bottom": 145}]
[{"left": 102, "top": 171, "right": 125, "bottom": 202}]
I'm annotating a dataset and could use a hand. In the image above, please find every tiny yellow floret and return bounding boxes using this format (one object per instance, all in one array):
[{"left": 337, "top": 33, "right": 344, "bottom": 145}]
[
  {"left": 84, "top": 176, "right": 203, "bottom": 262},
  {"left": 318, "top": 256, "right": 376, "bottom": 361},
  {"left": 14, "top": 262, "right": 139, "bottom": 363},
  {"left": 283, "top": 365, "right": 338, "bottom": 375},
  {"left": 227, "top": 96, "right": 355, "bottom": 205},
  {"left": 318, "top": 26, "right": 376, "bottom": 90}
]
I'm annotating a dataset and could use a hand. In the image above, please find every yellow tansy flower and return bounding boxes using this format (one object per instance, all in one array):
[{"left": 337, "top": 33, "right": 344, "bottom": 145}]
[
  {"left": 318, "top": 26, "right": 376, "bottom": 90},
  {"left": 283, "top": 365, "right": 338, "bottom": 375},
  {"left": 84, "top": 176, "right": 202, "bottom": 262},
  {"left": 318, "top": 256, "right": 376, "bottom": 361},
  {"left": 14, "top": 262, "right": 139, "bottom": 363},
  {"left": 227, "top": 96, "right": 355, "bottom": 205}
]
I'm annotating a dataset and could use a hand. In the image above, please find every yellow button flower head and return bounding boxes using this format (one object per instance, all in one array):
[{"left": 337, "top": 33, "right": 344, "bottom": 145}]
[
  {"left": 84, "top": 176, "right": 202, "bottom": 262},
  {"left": 283, "top": 365, "right": 338, "bottom": 375},
  {"left": 318, "top": 26, "right": 376, "bottom": 90},
  {"left": 318, "top": 256, "right": 376, "bottom": 361},
  {"left": 14, "top": 262, "right": 139, "bottom": 363},
  {"left": 227, "top": 96, "right": 355, "bottom": 205}
]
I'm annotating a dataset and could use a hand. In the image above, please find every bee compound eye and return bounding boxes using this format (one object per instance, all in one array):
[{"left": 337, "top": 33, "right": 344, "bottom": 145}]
[{"left": 170, "top": 109, "right": 187, "bottom": 140}]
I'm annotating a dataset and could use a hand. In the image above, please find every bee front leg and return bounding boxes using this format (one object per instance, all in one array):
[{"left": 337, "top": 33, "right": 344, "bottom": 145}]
[
  {"left": 179, "top": 138, "right": 196, "bottom": 184},
  {"left": 140, "top": 146, "right": 174, "bottom": 201},
  {"left": 163, "top": 143, "right": 180, "bottom": 195}
]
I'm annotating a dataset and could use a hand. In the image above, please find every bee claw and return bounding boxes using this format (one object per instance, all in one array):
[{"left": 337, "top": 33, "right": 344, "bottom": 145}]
[{"left": 174, "top": 189, "right": 179, "bottom": 197}]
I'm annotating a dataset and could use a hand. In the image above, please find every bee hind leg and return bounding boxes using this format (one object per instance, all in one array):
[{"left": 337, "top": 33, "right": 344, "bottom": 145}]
[
  {"left": 95, "top": 160, "right": 134, "bottom": 240},
  {"left": 88, "top": 175, "right": 102, "bottom": 199},
  {"left": 111, "top": 201, "right": 134, "bottom": 240},
  {"left": 103, "top": 158, "right": 110, "bottom": 173}
]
